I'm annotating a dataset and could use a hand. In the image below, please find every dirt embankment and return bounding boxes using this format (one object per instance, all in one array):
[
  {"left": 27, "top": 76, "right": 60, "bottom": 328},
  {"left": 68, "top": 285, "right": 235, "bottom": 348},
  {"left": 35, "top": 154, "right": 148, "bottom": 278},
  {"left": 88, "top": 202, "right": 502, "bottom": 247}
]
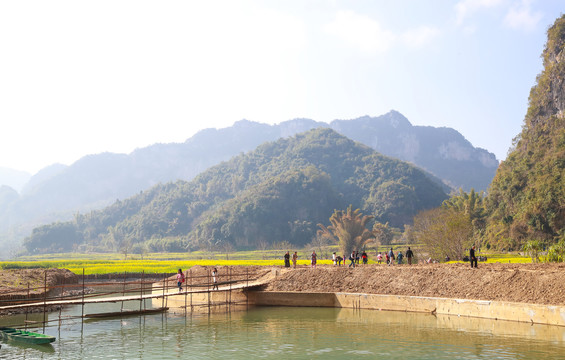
[
  {"left": 0, "top": 268, "right": 78, "bottom": 296},
  {"left": 3, "top": 264, "right": 565, "bottom": 307},
  {"left": 264, "top": 263, "right": 565, "bottom": 306}
]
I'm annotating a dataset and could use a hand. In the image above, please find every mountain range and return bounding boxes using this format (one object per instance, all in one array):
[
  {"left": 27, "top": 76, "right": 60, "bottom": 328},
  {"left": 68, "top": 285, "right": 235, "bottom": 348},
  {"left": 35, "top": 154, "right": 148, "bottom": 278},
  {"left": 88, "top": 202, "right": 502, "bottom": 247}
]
[
  {"left": 0, "top": 110, "right": 498, "bottom": 253},
  {"left": 24, "top": 128, "right": 449, "bottom": 253}
]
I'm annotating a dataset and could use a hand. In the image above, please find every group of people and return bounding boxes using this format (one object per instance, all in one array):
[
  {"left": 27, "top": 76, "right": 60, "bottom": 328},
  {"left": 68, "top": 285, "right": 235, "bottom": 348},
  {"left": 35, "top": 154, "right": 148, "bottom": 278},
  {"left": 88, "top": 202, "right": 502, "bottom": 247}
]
[
  {"left": 331, "top": 251, "right": 369, "bottom": 268},
  {"left": 176, "top": 267, "right": 219, "bottom": 292},
  {"left": 284, "top": 245, "right": 484, "bottom": 268},
  {"left": 284, "top": 251, "right": 300, "bottom": 268},
  {"left": 375, "top": 247, "right": 414, "bottom": 265},
  {"left": 284, "top": 247, "right": 417, "bottom": 268}
]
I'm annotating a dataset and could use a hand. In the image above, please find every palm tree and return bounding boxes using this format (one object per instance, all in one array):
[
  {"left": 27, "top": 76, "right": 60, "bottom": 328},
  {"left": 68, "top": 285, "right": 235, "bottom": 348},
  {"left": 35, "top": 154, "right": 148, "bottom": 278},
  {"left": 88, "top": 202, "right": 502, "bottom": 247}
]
[
  {"left": 523, "top": 240, "right": 543, "bottom": 263},
  {"left": 317, "top": 205, "right": 375, "bottom": 255}
]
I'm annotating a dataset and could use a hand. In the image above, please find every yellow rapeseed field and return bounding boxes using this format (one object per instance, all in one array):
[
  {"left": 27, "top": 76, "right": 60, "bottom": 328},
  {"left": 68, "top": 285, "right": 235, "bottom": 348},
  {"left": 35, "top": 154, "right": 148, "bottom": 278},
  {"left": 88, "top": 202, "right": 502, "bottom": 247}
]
[{"left": 0, "top": 258, "right": 331, "bottom": 275}]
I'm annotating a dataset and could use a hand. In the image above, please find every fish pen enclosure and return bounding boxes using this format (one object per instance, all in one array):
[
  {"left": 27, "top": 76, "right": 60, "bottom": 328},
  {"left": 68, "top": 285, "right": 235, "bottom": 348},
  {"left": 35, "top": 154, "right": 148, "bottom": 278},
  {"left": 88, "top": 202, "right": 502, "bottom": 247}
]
[{"left": 0, "top": 267, "right": 271, "bottom": 333}]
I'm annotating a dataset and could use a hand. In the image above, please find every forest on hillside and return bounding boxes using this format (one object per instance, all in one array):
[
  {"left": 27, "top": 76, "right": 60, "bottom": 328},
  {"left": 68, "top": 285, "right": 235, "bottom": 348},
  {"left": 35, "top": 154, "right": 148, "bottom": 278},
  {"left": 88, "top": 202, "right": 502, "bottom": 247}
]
[
  {"left": 24, "top": 128, "right": 448, "bottom": 254},
  {"left": 411, "top": 16, "right": 565, "bottom": 263}
]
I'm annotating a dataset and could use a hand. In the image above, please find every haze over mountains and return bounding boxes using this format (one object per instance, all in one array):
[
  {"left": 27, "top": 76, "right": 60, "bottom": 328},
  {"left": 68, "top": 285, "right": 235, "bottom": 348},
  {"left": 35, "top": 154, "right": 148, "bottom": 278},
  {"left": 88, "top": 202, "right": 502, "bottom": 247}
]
[
  {"left": 24, "top": 128, "right": 449, "bottom": 254},
  {"left": 0, "top": 110, "right": 498, "bottom": 254}
]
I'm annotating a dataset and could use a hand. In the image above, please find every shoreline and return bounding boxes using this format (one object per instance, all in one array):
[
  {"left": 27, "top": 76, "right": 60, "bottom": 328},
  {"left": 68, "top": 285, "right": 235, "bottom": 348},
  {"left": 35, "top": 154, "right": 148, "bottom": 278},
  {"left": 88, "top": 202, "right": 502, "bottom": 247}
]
[{"left": 248, "top": 291, "right": 565, "bottom": 327}]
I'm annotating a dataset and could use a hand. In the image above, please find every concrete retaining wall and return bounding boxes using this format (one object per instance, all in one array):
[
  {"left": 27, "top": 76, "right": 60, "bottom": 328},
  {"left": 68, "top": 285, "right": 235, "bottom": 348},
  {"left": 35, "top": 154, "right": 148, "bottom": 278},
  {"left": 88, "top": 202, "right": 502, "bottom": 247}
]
[
  {"left": 153, "top": 288, "right": 249, "bottom": 314},
  {"left": 248, "top": 291, "right": 565, "bottom": 327}
]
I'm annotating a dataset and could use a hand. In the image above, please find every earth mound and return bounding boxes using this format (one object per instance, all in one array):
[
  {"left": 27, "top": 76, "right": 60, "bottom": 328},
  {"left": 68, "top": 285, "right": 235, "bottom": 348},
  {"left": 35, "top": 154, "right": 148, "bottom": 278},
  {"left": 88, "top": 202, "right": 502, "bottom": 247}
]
[{"left": 264, "top": 263, "right": 565, "bottom": 306}]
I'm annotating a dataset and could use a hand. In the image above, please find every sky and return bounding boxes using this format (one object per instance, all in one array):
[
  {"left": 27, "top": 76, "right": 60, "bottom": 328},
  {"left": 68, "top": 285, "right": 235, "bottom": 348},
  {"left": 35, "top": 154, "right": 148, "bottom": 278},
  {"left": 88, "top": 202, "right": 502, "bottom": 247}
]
[{"left": 0, "top": 0, "right": 563, "bottom": 175}]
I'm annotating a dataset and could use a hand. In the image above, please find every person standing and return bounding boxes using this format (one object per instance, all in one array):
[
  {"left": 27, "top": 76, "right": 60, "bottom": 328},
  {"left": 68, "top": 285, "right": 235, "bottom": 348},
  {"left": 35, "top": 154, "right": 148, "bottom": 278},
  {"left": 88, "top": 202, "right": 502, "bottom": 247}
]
[
  {"left": 406, "top": 247, "right": 414, "bottom": 265},
  {"left": 212, "top": 268, "right": 219, "bottom": 290},
  {"left": 388, "top": 248, "right": 395, "bottom": 266},
  {"left": 362, "top": 251, "right": 368, "bottom": 265},
  {"left": 332, "top": 252, "right": 337, "bottom": 266},
  {"left": 470, "top": 245, "right": 478, "bottom": 268},
  {"left": 176, "top": 268, "right": 185, "bottom": 292},
  {"left": 311, "top": 251, "right": 317, "bottom": 268},
  {"left": 377, "top": 252, "right": 383, "bottom": 264},
  {"left": 292, "top": 251, "right": 298, "bottom": 268},
  {"left": 349, "top": 251, "right": 355, "bottom": 268},
  {"left": 284, "top": 251, "right": 291, "bottom": 268}
]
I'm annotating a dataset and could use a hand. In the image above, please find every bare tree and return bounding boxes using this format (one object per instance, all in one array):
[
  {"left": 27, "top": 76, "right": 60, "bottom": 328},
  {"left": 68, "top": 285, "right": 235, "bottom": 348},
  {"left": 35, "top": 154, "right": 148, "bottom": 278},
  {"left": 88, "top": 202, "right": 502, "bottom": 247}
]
[
  {"left": 257, "top": 240, "right": 269, "bottom": 259},
  {"left": 413, "top": 208, "right": 473, "bottom": 261},
  {"left": 309, "top": 233, "right": 331, "bottom": 259},
  {"left": 220, "top": 241, "right": 235, "bottom": 260}
]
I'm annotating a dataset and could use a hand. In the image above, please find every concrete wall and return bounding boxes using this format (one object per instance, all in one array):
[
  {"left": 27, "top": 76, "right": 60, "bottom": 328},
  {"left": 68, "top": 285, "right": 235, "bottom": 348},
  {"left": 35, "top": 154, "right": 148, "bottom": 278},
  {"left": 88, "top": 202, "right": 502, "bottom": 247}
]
[
  {"left": 248, "top": 291, "right": 565, "bottom": 327},
  {"left": 154, "top": 283, "right": 565, "bottom": 327},
  {"left": 152, "top": 288, "right": 249, "bottom": 314}
]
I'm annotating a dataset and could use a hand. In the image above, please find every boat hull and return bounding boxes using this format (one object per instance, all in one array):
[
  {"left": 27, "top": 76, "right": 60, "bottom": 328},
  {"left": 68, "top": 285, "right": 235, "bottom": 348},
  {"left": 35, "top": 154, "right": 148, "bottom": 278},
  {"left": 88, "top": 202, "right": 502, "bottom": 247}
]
[{"left": 0, "top": 327, "right": 56, "bottom": 345}]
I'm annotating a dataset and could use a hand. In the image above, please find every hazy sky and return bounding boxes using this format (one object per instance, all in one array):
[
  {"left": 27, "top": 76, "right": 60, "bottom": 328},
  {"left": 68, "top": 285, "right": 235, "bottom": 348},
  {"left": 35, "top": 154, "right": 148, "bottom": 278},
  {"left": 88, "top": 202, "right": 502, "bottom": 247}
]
[{"left": 1, "top": 0, "right": 563, "bottom": 174}]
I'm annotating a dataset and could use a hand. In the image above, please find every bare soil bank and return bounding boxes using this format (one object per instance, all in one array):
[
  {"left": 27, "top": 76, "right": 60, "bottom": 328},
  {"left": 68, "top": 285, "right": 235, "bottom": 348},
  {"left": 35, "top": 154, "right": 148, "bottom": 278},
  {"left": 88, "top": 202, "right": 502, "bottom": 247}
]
[
  {"left": 0, "top": 268, "right": 77, "bottom": 296},
  {"left": 263, "top": 263, "right": 565, "bottom": 306},
  {"left": 3, "top": 263, "right": 565, "bottom": 307}
]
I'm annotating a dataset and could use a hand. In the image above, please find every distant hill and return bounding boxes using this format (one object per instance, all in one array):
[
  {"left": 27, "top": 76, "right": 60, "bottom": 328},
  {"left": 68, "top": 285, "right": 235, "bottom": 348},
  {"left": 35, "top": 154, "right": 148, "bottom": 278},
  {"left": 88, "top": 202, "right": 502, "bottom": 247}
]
[
  {"left": 23, "top": 128, "right": 449, "bottom": 253},
  {"left": 1, "top": 110, "right": 497, "bottom": 251},
  {"left": 0, "top": 167, "right": 30, "bottom": 193},
  {"left": 330, "top": 111, "right": 498, "bottom": 191},
  {"left": 485, "top": 15, "right": 565, "bottom": 248}
]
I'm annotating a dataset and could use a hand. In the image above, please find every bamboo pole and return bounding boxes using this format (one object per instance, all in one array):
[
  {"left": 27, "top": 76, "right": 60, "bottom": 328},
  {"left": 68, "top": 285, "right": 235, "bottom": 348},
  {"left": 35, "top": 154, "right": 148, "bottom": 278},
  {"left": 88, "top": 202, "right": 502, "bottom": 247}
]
[
  {"left": 59, "top": 274, "right": 65, "bottom": 327},
  {"left": 81, "top": 268, "right": 85, "bottom": 327},
  {"left": 121, "top": 271, "right": 126, "bottom": 312},
  {"left": 139, "top": 271, "right": 144, "bottom": 312},
  {"left": 43, "top": 270, "right": 47, "bottom": 333},
  {"left": 165, "top": 272, "right": 168, "bottom": 308},
  {"left": 161, "top": 272, "right": 165, "bottom": 309},
  {"left": 190, "top": 268, "right": 193, "bottom": 312},
  {"left": 25, "top": 283, "right": 29, "bottom": 330}
]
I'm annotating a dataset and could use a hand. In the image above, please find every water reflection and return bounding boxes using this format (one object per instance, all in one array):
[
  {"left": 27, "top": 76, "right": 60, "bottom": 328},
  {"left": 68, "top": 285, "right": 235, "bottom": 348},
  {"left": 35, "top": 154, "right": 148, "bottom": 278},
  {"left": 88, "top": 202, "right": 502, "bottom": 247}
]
[{"left": 1, "top": 306, "right": 565, "bottom": 359}]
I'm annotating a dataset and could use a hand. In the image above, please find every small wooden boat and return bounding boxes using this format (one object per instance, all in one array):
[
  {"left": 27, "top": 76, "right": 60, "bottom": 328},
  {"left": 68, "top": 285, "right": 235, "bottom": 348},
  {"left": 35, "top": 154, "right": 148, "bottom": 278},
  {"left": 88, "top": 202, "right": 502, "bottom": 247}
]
[
  {"left": 85, "top": 307, "right": 168, "bottom": 319},
  {"left": 0, "top": 327, "right": 56, "bottom": 345}
]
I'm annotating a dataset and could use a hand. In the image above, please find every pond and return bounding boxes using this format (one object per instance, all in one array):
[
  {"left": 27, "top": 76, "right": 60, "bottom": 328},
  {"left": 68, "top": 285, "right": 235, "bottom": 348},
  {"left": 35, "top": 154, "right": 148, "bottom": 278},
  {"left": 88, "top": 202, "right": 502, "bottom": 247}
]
[{"left": 1, "top": 303, "right": 565, "bottom": 359}]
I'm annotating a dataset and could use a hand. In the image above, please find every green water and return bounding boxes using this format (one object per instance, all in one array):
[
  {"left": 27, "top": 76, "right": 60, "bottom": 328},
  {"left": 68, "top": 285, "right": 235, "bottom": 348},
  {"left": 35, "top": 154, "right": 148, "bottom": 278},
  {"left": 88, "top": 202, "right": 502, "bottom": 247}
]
[{"left": 1, "top": 305, "right": 565, "bottom": 359}]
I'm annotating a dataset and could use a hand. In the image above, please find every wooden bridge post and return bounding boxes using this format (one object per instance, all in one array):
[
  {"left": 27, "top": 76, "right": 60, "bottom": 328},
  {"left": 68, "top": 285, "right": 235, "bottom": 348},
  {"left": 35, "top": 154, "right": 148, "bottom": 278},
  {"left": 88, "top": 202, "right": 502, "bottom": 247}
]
[
  {"left": 121, "top": 272, "right": 126, "bottom": 312},
  {"left": 59, "top": 274, "right": 65, "bottom": 327},
  {"left": 189, "top": 268, "right": 193, "bottom": 312},
  {"left": 81, "top": 268, "right": 85, "bottom": 328},
  {"left": 184, "top": 270, "right": 187, "bottom": 315},
  {"left": 140, "top": 271, "right": 144, "bottom": 312},
  {"left": 165, "top": 272, "right": 168, "bottom": 308},
  {"left": 207, "top": 269, "right": 211, "bottom": 314},
  {"left": 43, "top": 270, "right": 47, "bottom": 333},
  {"left": 161, "top": 272, "right": 165, "bottom": 309},
  {"left": 25, "top": 283, "right": 30, "bottom": 330}
]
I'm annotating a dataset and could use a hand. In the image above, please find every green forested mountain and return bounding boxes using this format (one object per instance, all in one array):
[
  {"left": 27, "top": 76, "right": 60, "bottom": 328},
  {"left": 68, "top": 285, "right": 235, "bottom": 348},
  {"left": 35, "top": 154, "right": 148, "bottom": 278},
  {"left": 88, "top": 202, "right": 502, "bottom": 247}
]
[
  {"left": 485, "top": 15, "right": 565, "bottom": 249},
  {"left": 24, "top": 128, "right": 448, "bottom": 253},
  {"left": 1, "top": 111, "right": 496, "bottom": 255}
]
